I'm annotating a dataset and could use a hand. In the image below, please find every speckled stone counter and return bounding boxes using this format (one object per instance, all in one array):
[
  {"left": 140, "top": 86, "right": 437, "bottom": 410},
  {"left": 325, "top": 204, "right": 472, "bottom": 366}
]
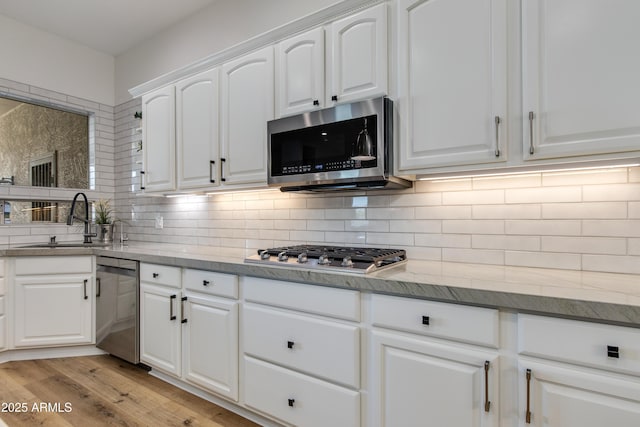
[{"left": 3, "top": 242, "right": 640, "bottom": 326}]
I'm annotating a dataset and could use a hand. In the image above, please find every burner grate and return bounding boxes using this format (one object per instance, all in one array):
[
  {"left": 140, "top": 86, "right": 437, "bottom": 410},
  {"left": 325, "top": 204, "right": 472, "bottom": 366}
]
[{"left": 260, "top": 245, "right": 406, "bottom": 263}]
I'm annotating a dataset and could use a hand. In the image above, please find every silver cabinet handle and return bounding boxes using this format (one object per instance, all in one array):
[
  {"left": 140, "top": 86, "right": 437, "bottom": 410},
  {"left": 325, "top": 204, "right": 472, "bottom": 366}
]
[
  {"left": 525, "top": 369, "right": 532, "bottom": 423},
  {"left": 528, "top": 111, "right": 535, "bottom": 155},
  {"left": 494, "top": 116, "right": 501, "bottom": 157}
]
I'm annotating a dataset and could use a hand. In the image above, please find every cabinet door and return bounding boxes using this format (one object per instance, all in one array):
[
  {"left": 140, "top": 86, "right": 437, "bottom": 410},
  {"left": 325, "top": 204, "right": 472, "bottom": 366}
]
[
  {"left": 523, "top": 0, "right": 640, "bottom": 160},
  {"left": 14, "top": 275, "right": 93, "bottom": 347},
  {"left": 176, "top": 69, "right": 220, "bottom": 190},
  {"left": 519, "top": 360, "right": 640, "bottom": 427},
  {"left": 397, "top": 0, "right": 507, "bottom": 172},
  {"left": 276, "top": 27, "right": 325, "bottom": 117},
  {"left": 220, "top": 46, "right": 274, "bottom": 186},
  {"left": 140, "top": 283, "right": 181, "bottom": 376},
  {"left": 183, "top": 294, "right": 238, "bottom": 401},
  {"left": 142, "top": 85, "right": 176, "bottom": 192},
  {"left": 327, "top": 3, "right": 388, "bottom": 105},
  {"left": 371, "top": 330, "right": 499, "bottom": 427}
]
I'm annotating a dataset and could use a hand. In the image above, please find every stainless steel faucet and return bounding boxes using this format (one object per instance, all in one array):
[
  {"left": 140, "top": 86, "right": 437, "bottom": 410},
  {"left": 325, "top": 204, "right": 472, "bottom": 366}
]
[{"left": 67, "top": 192, "right": 97, "bottom": 243}]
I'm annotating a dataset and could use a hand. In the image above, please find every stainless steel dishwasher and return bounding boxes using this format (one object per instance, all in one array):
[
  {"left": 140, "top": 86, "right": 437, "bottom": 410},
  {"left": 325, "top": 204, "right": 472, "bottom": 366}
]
[{"left": 96, "top": 256, "right": 139, "bottom": 364}]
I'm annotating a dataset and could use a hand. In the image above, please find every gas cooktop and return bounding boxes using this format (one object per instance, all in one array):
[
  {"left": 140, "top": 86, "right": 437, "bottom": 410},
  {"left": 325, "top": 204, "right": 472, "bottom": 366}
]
[{"left": 244, "top": 245, "right": 407, "bottom": 274}]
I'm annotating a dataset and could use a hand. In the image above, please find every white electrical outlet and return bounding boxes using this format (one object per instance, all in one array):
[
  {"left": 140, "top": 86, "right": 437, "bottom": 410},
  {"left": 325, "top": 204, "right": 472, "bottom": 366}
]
[{"left": 155, "top": 215, "right": 163, "bottom": 229}]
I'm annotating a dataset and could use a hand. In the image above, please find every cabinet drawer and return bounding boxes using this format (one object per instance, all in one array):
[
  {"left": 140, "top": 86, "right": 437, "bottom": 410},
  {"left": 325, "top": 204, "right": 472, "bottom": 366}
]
[
  {"left": 243, "top": 304, "right": 359, "bottom": 388},
  {"left": 371, "top": 294, "right": 499, "bottom": 348},
  {"left": 15, "top": 256, "right": 92, "bottom": 275},
  {"left": 140, "top": 263, "right": 181, "bottom": 288},
  {"left": 244, "top": 356, "right": 360, "bottom": 427},
  {"left": 243, "top": 277, "right": 360, "bottom": 321},
  {"left": 183, "top": 269, "right": 237, "bottom": 299},
  {"left": 519, "top": 314, "right": 640, "bottom": 375}
]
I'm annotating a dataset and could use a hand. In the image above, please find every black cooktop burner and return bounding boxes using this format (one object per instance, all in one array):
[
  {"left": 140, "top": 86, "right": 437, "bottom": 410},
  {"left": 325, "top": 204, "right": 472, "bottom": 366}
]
[{"left": 260, "top": 245, "right": 406, "bottom": 263}]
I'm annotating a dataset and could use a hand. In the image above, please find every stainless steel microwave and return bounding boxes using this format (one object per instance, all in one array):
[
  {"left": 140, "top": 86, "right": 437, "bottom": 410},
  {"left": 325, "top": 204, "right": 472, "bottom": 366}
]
[{"left": 267, "top": 97, "right": 411, "bottom": 192}]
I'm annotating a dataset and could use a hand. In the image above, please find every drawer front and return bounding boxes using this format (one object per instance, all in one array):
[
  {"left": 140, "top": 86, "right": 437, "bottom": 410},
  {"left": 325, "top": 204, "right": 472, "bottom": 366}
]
[
  {"left": 15, "top": 256, "right": 92, "bottom": 275},
  {"left": 243, "top": 277, "right": 360, "bottom": 321},
  {"left": 371, "top": 294, "right": 499, "bottom": 348},
  {"left": 243, "top": 304, "right": 359, "bottom": 388},
  {"left": 244, "top": 356, "right": 360, "bottom": 427},
  {"left": 519, "top": 314, "right": 640, "bottom": 374},
  {"left": 140, "top": 263, "right": 181, "bottom": 288},
  {"left": 183, "top": 269, "right": 237, "bottom": 299}
]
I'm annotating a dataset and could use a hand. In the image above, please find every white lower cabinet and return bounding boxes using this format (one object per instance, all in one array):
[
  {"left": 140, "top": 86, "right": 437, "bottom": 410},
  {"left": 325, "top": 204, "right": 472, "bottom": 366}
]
[
  {"left": 140, "top": 281, "right": 182, "bottom": 376},
  {"left": 244, "top": 356, "right": 360, "bottom": 427},
  {"left": 183, "top": 292, "right": 238, "bottom": 400},
  {"left": 13, "top": 256, "right": 93, "bottom": 348},
  {"left": 140, "top": 264, "right": 239, "bottom": 401},
  {"left": 370, "top": 294, "right": 500, "bottom": 427},
  {"left": 242, "top": 277, "right": 361, "bottom": 426},
  {"left": 517, "top": 314, "right": 640, "bottom": 426}
]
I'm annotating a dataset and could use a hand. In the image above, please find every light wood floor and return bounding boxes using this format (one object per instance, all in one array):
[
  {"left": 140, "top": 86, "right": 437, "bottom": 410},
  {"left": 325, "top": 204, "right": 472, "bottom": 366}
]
[{"left": 0, "top": 355, "right": 260, "bottom": 427}]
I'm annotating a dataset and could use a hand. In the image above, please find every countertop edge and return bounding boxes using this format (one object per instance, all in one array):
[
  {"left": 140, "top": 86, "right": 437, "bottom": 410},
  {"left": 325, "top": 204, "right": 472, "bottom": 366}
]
[{"left": 3, "top": 245, "right": 640, "bottom": 327}]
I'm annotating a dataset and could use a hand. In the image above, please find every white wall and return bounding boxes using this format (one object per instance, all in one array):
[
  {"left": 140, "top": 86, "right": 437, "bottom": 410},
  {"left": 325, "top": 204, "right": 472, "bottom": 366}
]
[
  {"left": 115, "top": 0, "right": 340, "bottom": 104},
  {"left": 0, "top": 15, "right": 115, "bottom": 106}
]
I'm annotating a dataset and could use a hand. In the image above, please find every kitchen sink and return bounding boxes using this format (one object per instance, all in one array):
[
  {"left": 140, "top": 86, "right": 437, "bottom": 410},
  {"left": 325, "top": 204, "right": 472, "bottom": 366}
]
[{"left": 18, "top": 242, "right": 111, "bottom": 248}]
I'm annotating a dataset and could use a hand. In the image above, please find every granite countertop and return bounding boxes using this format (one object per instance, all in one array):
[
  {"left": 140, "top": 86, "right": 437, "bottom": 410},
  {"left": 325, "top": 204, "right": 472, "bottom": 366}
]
[{"left": 3, "top": 242, "right": 640, "bottom": 326}]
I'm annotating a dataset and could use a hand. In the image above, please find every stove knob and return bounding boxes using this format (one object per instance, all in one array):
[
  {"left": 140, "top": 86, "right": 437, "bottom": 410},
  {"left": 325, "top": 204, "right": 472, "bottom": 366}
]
[
  {"left": 297, "top": 252, "right": 308, "bottom": 264},
  {"left": 318, "top": 254, "right": 331, "bottom": 265},
  {"left": 277, "top": 251, "right": 289, "bottom": 262},
  {"left": 341, "top": 256, "right": 354, "bottom": 268},
  {"left": 259, "top": 250, "right": 270, "bottom": 260}
]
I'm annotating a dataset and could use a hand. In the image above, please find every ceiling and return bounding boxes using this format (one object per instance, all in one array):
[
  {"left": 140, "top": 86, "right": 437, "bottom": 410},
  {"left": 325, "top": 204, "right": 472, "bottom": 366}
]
[{"left": 0, "top": 0, "right": 217, "bottom": 56}]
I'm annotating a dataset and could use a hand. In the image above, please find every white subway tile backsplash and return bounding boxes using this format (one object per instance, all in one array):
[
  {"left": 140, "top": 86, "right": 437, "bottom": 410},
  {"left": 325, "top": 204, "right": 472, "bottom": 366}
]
[
  {"left": 390, "top": 219, "right": 440, "bottom": 233},
  {"left": 472, "top": 235, "right": 540, "bottom": 251},
  {"left": 443, "top": 248, "right": 504, "bottom": 265},
  {"left": 542, "top": 202, "right": 628, "bottom": 219},
  {"left": 472, "top": 204, "right": 541, "bottom": 219},
  {"left": 542, "top": 168, "right": 628, "bottom": 186},
  {"left": 442, "top": 189, "right": 504, "bottom": 205},
  {"left": 505, "top": 251, "right": 582, "bottom": 270},
  {"left": 582, "top": 220, "right": 640, "bottom": 237},
  {"left": 345, "top": 220, "right": 389, "bottom": 233},
  {"left": 582, "top": 255, "right": 640, "bottom": 274},
  {"left": 541, "top": 236, "right": 627, "bottom": 255},
  {"left": 442, "top": 219, "right": 504, "bottom": 235},
  {"left": 629, "top": 202, "right": 640, "bottom": 218},
  {"left": 505, "top": 220, "right": 582, "bottom": 236},
  {"left": 415, "top": 233, "right": 471, "bottom": 248},
  {"left": 367, "top": 232, "right": 414, "bottom": 246},
  {"left": 367, "top": 207, "right": 414, "bottom": 220},
  {"left": 416, "top": 205, "right": 472, "bottom": 219},
  {"left": 505, "top": 186, "right": 582, "bottom": 204},
  {"left": 583, "top": 183, "right": 640, "bottom": 202}
]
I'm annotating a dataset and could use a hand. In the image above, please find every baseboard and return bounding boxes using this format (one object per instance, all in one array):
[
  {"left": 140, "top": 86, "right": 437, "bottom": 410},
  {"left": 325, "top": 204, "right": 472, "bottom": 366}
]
[{"left": 0, "top": 345, "right": 106, "bottom": 364}]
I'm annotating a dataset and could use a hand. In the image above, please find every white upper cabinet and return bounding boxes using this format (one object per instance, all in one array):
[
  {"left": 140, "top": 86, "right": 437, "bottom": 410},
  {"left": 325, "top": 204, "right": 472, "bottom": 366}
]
[
  {"left": 327, "top": 3, "right": 388, "bottom": 105},
  {"left": 221, "top": 46, "right": 274, "bottom": 186},
  {"left": 275, "top": 27, "right": 325, "bottom": 117},
  {"left": 142, "top": 86, "right": 176, "bottom": 192},
  {"left": 397, "top": 0, "right": 508, "bottom": 173},
  {"left": 523, "top": 0, "right": 640, "bottom": 161},
  {"left": 275, "top": 4, "right": 388, "bottom": 118},
  {"left": 176, "top": 69, "right": 220, "bottom": 190}
]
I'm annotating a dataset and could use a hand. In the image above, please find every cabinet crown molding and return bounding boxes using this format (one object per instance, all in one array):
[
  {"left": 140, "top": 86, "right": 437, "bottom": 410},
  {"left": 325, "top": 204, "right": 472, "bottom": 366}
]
[{"left": 128, "top": 0, "right": 384, "bottom": 98}]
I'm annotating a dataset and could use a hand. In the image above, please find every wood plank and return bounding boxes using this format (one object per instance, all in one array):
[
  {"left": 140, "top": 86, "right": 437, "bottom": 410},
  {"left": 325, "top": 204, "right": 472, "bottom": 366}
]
[{"left": 0, "top": 356, "right": 259, "bottom": 427}]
